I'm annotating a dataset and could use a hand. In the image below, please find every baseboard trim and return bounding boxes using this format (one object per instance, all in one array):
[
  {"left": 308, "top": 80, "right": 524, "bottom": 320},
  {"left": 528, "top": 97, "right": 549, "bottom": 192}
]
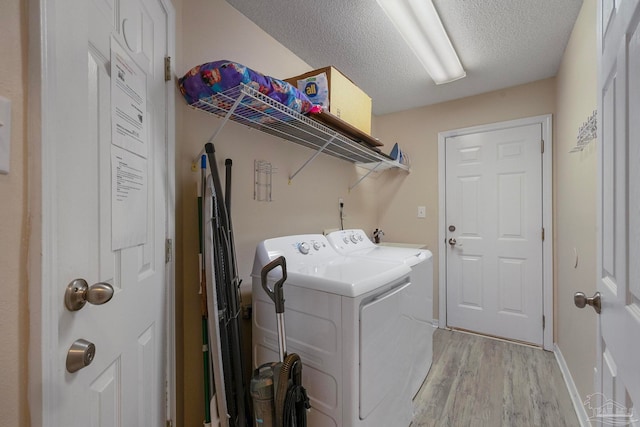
[{"left": 553, "top": 344, "right": 591, "bottom": 427}]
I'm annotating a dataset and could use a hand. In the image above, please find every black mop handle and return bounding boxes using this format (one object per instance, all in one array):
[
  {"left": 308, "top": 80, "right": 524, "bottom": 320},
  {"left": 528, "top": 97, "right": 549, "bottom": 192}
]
[{"left": 225, "top": 159, "right": 232, "bottom": 216}]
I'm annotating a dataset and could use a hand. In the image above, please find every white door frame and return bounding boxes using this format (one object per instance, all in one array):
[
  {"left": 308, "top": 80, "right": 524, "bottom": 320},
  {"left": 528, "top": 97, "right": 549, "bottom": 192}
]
[
  {"left": 26, "top": 1, "right": 177, "bottom": 425},
  {"left": 438, "top": 114, "right": 553, "bottom": 351}
]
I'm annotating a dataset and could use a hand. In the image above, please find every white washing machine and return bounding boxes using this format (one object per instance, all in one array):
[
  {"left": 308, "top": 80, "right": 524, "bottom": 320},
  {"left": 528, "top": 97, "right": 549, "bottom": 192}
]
[
  {"left": 326, "top": 229, "right": 434, "bottom": 399},
  {"left": 252, "top": 234, "right": 415, "bottom": 427}
]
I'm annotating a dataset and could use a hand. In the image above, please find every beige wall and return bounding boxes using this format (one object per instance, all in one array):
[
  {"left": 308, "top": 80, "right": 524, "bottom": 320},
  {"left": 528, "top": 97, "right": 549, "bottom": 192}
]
[
  {"left": 175, "top": 0, "right": 382, "bottom": 424},
  {"left": 0, "top": 0, "right": 30, "bottom": 426},
  {"left": 554, "top": 0, "right": 598, "bottom": 403},
  {"left": 374, "top": 78, "right": 557, "bottom": 319}
]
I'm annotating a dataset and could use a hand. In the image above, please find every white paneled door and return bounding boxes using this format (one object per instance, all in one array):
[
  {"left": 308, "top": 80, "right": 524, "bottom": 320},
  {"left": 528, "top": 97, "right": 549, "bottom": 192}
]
[
  {"left": 591, "top": 1, "right": 640, "bottom": 425},
  {"left": 43, "top": 0, "right": 173, "bottom": 425},
  {"left": 445, "top": 124, "right": 544, "bottom": 345}
]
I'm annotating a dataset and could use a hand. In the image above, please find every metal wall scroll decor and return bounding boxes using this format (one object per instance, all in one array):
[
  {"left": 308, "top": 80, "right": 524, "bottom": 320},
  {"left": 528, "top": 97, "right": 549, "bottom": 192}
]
[{"left": 570, "top": 109, "right": 597, "bottom": 153}]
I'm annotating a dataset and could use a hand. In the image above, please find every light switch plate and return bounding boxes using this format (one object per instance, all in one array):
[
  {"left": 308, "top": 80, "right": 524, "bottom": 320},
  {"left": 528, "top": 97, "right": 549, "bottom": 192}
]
[
  {"left": 417, "top": 206, "right": 426, "bottom": 218},
  {"left": 0, "top": 96, "right": 11, "bottom": 175}
]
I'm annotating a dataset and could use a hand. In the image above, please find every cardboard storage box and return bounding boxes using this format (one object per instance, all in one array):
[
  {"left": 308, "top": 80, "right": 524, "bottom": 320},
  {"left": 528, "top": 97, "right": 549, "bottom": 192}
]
[{"left": 285, "top": 66, "right": 372, "bottom": 134}]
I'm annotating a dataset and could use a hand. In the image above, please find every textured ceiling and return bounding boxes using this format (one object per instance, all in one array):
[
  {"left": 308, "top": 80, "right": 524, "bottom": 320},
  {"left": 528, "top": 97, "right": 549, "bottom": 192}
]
[{"left": 225, "top": 0, "right": 583, "bottom": 115}]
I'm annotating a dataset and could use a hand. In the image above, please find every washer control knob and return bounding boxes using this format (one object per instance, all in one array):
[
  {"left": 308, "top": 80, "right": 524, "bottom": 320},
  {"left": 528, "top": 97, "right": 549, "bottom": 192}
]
[
  {"left": 350, "top": 234, "right": 359, "bottom": 244},
  {"left": 358, "top": 234, "right": 363, "bottom": 241},
  {"left": 313, "top": 242, "right": 321, "bottom": 251},
  {"left": 343, "top": 237, "right": 350, "bottom": 244},
  {"left": 298, "top": 242, "right": 310, "bottom": 254}
]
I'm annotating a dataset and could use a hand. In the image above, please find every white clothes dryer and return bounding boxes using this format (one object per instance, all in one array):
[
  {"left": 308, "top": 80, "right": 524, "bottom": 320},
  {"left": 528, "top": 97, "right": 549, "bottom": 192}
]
[
  {"left": 326, "top": 229, "right": 434, "bottom": 398},
  {"left": 252, "top": 234, "right": 415, "bottom": 427}
]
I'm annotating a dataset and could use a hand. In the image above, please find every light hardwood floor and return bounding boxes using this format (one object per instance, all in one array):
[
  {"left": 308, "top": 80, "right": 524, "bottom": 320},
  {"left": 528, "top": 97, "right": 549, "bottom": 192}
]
[{"left": 412, "top": 329, "right": 579, "bottom": 427}]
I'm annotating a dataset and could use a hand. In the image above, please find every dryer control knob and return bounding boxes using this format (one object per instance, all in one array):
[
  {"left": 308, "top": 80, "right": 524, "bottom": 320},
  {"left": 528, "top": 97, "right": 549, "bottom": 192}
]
[
  {"left": 358, "top": 234, "right": 363, "bottom": 241},
  {"left": 313, "top": 242, "right": 321, "bottom": 251},
  {"left": 350, "top": 234, "right": 359, "bottom": 244},
  {"left": 342, "top": 237, "right": 350, "bottom": 244},
  {"left": 298, "top": 242, "right": 310, "bottom": 254}
]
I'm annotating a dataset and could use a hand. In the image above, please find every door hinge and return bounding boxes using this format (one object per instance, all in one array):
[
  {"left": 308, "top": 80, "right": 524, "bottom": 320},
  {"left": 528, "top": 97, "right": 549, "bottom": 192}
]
[
  {"left": 541, "top": 139, "right": 545, "bottom": 154},
  {"left": 164, "top": 56, "right": 172, "bottom": 82},
  {"left": 542, "top": 315, "right": 546, "bottom": 329},
  {"left": 165, "top": 238, "right": 173, "bottom": 263},
  {"left": 542, "top": 227, "right": 545, "bottom": 241}
]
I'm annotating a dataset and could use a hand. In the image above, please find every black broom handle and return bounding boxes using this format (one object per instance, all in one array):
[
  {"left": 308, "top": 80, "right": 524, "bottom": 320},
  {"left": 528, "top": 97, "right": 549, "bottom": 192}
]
[{"left": 225, "top": 159, "right": 232, "bottom": 217}]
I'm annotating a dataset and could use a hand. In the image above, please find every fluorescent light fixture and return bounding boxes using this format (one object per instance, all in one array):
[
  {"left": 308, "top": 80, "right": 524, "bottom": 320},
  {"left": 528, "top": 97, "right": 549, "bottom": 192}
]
[{"left": 377, "top": 0, "right": 466, "bottom": 84}]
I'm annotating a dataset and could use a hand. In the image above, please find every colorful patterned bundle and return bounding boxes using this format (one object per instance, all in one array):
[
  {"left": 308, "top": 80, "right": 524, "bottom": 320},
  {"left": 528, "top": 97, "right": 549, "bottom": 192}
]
[{"left": 179, "top": 60, "right": 316, "bottom": 115}]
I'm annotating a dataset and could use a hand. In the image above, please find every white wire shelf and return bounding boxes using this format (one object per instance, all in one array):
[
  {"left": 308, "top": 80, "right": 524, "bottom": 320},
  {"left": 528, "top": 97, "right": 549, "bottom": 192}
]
[{"left": 188, "top": 84, "right": 409, "bottom": 188}]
